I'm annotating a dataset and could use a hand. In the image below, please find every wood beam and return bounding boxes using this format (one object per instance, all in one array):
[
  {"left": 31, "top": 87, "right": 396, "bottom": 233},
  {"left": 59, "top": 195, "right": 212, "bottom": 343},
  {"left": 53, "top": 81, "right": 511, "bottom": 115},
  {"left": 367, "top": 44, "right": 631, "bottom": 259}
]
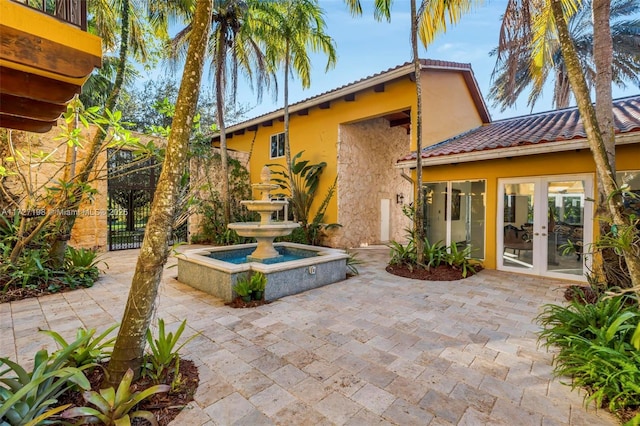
[
  {"left": 390, "top": 117, "right": 411, "bottom": 127},
  {"left": 344, "top": 93, "right": 355, "bottom": 102},
  {"left": 297, "top": 108, "right": 309, "bottom": 116},
  {"left": 0, "top": 93, "right": 64, "bottom": 121},
  {"left": 373, "top": 83, "right": 385, "bottom": 93},
  {"left": 0, "top": 114, "right": 56, "bottom": 133},
  {"left": 247, "top": 125, "right": 258, "bottom": 131},
  {"left": 319, "top": 101, "right": 330, "bottom": 109},
  {"left": 234, "top": 128, "right": 245, "bottom": 135},
  {"left": 262, "top": 120, "right": 273, "bottom": 127},
  {"left": 0, "top": 66, "right": 81, "bottom": 104},
  {"left": 0, "top": 25, "right": 101, "bottom": 79}
]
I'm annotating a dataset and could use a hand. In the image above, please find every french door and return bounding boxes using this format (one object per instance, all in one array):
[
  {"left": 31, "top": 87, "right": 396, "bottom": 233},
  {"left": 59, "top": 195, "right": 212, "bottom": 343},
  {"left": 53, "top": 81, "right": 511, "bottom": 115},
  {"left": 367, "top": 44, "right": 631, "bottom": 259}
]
[{"left": 498, "top": 175, "right": 593, "bottom": 280}]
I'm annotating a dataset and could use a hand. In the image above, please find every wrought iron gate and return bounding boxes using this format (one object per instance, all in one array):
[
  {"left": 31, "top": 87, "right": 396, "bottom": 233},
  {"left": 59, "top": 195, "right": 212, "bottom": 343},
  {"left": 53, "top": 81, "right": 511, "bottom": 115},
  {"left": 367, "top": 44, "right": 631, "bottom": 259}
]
[{"left": 107, "top": 149, "right": 187, "bottom": 250}]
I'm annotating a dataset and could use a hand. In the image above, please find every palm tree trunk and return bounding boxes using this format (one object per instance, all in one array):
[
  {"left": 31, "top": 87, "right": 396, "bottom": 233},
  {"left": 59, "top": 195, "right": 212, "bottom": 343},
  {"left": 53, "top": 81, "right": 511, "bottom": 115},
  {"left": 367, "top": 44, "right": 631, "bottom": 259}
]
[
  {"left": 216, "top": 27, "right": 231, "bottom": 226},
  {"left": 105, "top": 0, "right": 213, "bottom": 385},
  {"left": 47, "top": 0, "right": 131, "bottom": 265},
  {"left": 592, "top": 0, "right": 616, "bottom": 282},
  {"left": 411, "top": 0, "right": 425, "bottom": 265},
  {"left": 283, "top": 42, "right": 295, "bottom": 220},
  {"left": 550, "top": 0, "right": 640, "bottom": 292}
]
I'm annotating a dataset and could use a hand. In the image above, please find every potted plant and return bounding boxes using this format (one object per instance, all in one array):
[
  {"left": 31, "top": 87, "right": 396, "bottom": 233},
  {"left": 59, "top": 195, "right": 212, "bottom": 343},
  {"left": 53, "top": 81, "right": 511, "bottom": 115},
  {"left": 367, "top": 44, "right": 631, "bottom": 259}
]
[
  {"left": 250, "top": 272, "right": 266, "bottom": 301},
  {"left": 233, "top": 277, "right": 253, "bottom": 302}
]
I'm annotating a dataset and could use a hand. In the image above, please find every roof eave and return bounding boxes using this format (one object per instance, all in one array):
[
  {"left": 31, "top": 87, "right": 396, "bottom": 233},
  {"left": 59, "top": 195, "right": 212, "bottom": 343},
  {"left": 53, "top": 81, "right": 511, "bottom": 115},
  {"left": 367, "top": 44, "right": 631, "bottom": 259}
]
[
  {"left": 395, "top": 131, "right": 640, "bottom": 169},
  {"left": 214, "top": 60, "right": 489, "bottom": 137}
]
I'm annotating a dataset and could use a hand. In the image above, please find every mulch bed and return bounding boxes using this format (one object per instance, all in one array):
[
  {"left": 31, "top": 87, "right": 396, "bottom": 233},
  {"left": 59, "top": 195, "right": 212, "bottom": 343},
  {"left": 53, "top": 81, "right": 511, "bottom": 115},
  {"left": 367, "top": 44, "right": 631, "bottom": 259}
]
[
  {"left": 0, "top": 282, "right": 80, "bottom": 304},
  {"left": 56, "top": 359, "right": 199, "bottom": 426},
  {"left": 225, "top": 296, "right": 271, "bottom": 308},
  {"left": 563, "top": 285, "right": 600, "bottom": 304},
  {"left": 385, "top": 263, "right": 482, "bottom": 281}
]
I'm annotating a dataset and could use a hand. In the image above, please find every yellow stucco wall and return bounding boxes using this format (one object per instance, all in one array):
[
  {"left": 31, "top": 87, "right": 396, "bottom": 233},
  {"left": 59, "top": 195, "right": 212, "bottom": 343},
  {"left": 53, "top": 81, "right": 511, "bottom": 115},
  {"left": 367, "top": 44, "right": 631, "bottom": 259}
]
[
  {"left": 1, "top": 0, "right": 102, "bottom": 85},
  {"left": 422, "top": 71, "right": 484, "bottom": 148},
  {"left": 419, "top": 143, "right": 640, "bottom": 270},
  {"left": 226, "top": 69, "right": 483, "bottom": 231}
]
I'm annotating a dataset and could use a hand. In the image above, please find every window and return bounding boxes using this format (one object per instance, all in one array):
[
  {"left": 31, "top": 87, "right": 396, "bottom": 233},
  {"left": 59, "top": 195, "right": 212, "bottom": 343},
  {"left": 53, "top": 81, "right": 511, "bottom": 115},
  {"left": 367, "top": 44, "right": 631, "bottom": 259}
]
[
  {"left": 423, "top": 180, "right": 486, "bottom": 259},
  {"left": 270, "top": 133, "right": 285, "bottom": 158},
  {"left": 617, "top": 170, "right": 640, "bottom": 216}
]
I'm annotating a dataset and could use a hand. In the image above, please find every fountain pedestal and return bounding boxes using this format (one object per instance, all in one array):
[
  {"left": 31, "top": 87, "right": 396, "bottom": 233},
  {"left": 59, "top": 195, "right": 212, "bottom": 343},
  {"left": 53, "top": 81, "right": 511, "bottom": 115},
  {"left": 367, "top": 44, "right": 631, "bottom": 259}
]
[{"left": 227, "top": 165, "right": 300, "bottom": 261}]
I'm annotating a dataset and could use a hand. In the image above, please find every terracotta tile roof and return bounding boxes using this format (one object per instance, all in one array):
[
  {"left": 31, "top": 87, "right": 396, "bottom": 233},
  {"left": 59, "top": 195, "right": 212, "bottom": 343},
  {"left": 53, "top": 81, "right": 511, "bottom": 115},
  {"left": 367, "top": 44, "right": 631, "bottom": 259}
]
[{"left": 398, "top": 95, "right": 640, "bottom": 163}]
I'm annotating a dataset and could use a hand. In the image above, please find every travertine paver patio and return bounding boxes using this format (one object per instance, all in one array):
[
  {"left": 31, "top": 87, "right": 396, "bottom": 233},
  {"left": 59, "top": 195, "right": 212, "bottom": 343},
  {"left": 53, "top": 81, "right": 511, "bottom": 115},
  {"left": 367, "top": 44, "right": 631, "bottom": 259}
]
[{"left": 0, "top": 246, "right": 618, "bottom": 425}]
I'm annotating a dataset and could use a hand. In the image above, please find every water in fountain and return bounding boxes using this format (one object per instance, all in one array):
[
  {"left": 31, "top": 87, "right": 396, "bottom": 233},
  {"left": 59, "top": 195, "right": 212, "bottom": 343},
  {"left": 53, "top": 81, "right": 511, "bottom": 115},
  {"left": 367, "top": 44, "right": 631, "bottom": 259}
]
[{"left": 227, "top": 165, "right": 300, "bottom": 262}]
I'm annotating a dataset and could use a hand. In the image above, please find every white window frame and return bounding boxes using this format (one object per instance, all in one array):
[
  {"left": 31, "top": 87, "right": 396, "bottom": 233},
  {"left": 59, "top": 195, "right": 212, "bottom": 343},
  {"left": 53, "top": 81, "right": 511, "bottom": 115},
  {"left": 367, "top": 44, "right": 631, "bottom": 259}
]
[{"left": 270, "top": 132, "right": 285, "bottom": 159}]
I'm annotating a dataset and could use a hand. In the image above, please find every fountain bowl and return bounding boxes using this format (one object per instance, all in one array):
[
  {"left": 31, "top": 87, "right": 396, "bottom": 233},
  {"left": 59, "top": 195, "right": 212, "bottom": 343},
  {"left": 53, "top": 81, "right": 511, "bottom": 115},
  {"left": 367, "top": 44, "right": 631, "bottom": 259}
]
[
  {"left": 241, "top": 200, "right": 288, "bottom": 213},
  {"left": 228, "top": 221, "right": 300, "bottom": 238},
  {"left": 177, "top": 242, "right": 349, "bottom": 302}
]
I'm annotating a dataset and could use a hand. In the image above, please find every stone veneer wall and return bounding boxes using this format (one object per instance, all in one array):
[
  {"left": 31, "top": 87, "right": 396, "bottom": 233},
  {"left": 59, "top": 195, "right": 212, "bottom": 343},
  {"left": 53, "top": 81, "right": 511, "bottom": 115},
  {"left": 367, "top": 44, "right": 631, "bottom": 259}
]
[
  {"left": 1, "top": 124, "right": 163, "bottom": 251},
  {"left": 331, "top": 118, "right": 412, "bottom": 248}
]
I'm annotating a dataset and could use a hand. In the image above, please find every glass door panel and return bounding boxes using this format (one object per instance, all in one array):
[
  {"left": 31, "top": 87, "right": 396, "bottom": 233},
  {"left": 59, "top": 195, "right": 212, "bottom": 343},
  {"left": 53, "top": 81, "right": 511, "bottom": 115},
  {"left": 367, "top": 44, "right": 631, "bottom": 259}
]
[
  {"left": 499, "top": 176, "right": 592, "bottom": 280},
  {"left": 501, "top": 182, "right": 536, "bottom": 271},
  {"left": 453, "top": 181, "right": 485, "bottom": 259},
  {"left": 423, "top": 183, "right": 447, "bottom": 245},
  {"left": 547, "top": 180, "right": 586, "bottom": 277}
]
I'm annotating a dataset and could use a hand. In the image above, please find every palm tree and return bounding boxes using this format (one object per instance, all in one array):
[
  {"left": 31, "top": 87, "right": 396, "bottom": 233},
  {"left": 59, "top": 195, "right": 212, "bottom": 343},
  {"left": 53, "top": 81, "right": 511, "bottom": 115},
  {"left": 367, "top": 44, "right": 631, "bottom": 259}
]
[
  {"left": 170, "top": 0, "right": 276, "bottom": 225},
  {"left": 106, "top": 0, "right": 214, "bottom": 385},
  {"left": 258, "top": 0, "right": 336, "bottom": 202},
  {"left": 344, "top": 0, "right": 479, "bottom": 264},
  {"left": 44, "top": 0, "right": 186, "bottom": 266},
  {"left": 547, "top": 0, "right": 640, "bottom": 292},
  {"left": 489, "top": 0, "right": 640, "bottom": 111}
]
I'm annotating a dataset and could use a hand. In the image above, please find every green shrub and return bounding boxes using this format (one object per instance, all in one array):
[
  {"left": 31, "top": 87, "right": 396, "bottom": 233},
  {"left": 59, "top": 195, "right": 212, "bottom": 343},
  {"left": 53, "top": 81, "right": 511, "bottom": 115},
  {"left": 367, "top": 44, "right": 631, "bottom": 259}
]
[
  {"left": 537, "top": 295, "right": 640, "bottom": 415},
  {"left": 270, "top": 151, "right": 340, "bottom": 246}
]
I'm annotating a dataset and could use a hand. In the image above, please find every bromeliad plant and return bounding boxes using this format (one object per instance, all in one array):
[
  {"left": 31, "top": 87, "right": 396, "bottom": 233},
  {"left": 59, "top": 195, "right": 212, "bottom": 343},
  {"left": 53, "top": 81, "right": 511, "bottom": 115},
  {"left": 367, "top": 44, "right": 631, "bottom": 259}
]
[
  {"left": 61, "top": 368, "right": 169, "bottom": 426},
  {"left": 40, "top": 324, "right": 118, "bottom": 367},
  {"left": 144, "top": 319, "right": 197, "bottom": 384},
  {"left": 387, "top": 205, "right": 481, "bottom": 278}
]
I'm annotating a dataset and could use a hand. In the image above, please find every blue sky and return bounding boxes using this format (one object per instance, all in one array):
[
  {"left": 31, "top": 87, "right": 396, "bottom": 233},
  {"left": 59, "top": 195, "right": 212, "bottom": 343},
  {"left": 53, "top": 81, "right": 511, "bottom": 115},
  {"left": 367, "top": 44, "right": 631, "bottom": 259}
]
[{"left": 158, "top": 0, "right": 639, "bottom": 123}]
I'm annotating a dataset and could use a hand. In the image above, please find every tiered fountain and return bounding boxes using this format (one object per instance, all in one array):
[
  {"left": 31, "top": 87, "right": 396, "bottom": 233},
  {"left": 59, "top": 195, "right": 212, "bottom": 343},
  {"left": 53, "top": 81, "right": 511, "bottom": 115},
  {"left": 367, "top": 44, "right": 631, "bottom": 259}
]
[
  {"left": 177, "top": 165, "right": 348, "bottom": 302},
  {"left": 227, "top": 166, "right": 300, "bottom": 261}
]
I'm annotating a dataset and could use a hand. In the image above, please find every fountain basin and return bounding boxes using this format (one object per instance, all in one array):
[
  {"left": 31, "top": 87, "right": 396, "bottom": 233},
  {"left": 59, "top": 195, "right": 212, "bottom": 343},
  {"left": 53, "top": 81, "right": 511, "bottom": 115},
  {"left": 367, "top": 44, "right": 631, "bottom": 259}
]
[
  {"left": 228, "top": 222, "right": 300, "bottom": 260},
  {"left": 177, "top": 242, "right": 348, "bottom": 302}
]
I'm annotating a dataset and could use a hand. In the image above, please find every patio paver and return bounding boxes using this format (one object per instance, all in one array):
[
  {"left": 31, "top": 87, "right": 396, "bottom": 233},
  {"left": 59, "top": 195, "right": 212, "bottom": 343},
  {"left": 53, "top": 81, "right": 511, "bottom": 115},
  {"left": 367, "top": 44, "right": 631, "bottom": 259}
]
[{"left": 0, "top": 246, "right": 618, "bottom": 425}]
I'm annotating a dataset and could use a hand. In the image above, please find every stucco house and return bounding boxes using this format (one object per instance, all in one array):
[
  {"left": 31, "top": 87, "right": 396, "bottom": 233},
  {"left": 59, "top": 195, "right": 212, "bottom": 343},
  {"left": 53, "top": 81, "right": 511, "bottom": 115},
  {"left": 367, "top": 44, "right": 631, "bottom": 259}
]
[
  {"left": 218, "top": 59, "right": 491, "bottom": 248},
  {"left": 219, "top": 59, "right": 640, "bottom": 282},
  {"left": 396, "top": 95, "right": 640, "bottom": 282}
]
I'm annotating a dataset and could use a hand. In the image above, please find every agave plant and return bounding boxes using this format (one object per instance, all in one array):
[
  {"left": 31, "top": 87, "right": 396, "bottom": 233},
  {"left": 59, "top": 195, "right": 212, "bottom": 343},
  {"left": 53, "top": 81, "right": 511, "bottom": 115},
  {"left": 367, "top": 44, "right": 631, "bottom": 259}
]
[{"left": 0, "top": 342, "right": 91, "bottom": 425}]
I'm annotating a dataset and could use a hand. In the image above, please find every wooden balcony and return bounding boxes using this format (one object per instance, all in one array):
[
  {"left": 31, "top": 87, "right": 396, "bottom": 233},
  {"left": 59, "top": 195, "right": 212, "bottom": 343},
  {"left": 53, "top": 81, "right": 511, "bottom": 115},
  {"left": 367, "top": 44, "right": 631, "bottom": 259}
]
[{"left": 0, "top": 0, "right": 102, "bottom": 133}]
